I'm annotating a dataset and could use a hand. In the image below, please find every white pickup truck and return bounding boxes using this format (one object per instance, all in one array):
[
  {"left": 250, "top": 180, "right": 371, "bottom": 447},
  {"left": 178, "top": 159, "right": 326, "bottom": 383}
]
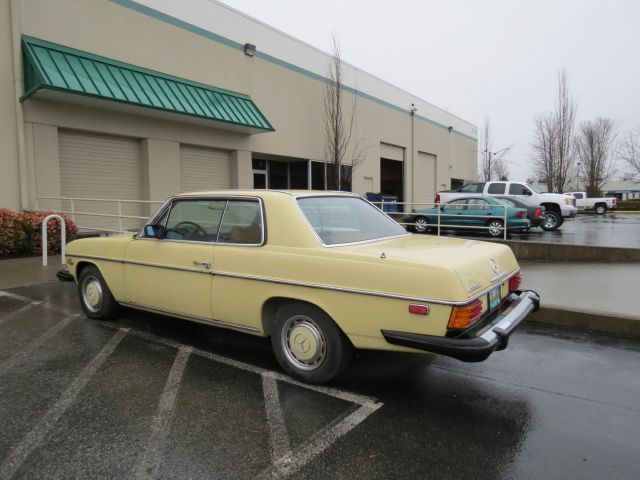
[
  {"left": 436, "top": 181, "right": 577, "bottom": 231},
  {"left": 563, "top": 192, "right": 617, "bottom": 215}
]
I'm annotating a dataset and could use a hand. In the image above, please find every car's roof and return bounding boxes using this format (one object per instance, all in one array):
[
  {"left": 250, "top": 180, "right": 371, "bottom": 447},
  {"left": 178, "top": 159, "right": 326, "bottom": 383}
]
[{"left": 175, "top": 189, "right": 360, "bottom": 199}]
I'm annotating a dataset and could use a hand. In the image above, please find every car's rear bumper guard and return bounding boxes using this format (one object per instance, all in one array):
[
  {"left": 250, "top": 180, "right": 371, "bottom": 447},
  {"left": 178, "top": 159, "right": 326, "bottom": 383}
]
[
  {"left": 56, "top": 269, "right": 75, "bottom": 282},
  {"left": 381, "top": 290, "right": 540, "bottom": 362}
]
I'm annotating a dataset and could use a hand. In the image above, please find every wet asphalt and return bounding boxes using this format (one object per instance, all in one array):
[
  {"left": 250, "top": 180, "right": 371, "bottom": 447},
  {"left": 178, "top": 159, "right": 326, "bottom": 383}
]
[{"left": 1, "top": 282, "right": 639, "bottom": 479}]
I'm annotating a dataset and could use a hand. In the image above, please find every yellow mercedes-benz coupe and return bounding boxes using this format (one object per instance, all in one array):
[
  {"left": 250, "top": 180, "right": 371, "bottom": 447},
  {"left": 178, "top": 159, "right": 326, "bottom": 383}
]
[{"left": 59, "top": 190, "right": 540, "bottom": 384}]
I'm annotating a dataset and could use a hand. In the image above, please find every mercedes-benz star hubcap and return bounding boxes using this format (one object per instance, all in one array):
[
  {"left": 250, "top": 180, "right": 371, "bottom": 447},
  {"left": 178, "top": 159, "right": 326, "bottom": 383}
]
[
  {"left": 281, "top": 315, "right": 326, "bottom": 371},
  {"left": 82, "top": 275, "right": 103, "bottom": 313}
]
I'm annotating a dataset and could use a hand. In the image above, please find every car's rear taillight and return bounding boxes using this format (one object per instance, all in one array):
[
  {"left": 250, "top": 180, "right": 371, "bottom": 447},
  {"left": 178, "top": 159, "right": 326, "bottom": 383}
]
[
  {"left": 435, "top": 193, "right": 441, "bottom": 204},
  {"left": 612, "top": 198, "right": 617, "bottom": 204},
  {"left": 515, "top": 210, "right": 525, "bottom": 217},
  {"left": 448, "top": 299, "right": 483, "bottom": 330},
  {"left": 534, "top": 208, "right": 542, "bottom": 217},
  {"left": 509, "top": 272, "right": 523, "bottom": 292}
]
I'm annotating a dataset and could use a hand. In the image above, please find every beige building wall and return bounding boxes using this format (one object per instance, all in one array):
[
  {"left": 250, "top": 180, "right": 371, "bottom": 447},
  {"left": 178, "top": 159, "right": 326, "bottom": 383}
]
[{"left": 2, "top": 0, "right": 477, "bottom": 213}]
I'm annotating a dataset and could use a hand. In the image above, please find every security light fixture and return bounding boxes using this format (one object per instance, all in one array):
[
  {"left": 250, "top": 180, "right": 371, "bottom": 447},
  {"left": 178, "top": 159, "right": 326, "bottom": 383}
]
[{"left": 244, "top": 43, "right": 256, "bottom": 57}]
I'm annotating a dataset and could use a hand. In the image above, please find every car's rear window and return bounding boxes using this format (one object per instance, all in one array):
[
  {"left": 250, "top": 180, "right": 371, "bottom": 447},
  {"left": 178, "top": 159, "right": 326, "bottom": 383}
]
[{"left": 297, "top": 196, "right": 407, "bottom": 246}]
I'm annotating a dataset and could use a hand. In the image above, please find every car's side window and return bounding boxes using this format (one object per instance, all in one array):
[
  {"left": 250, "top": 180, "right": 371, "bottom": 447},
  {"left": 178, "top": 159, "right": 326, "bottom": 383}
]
[
  {"left": 163, "top": 200, "right": 226, "bottom": 242},
  {"left": 460, "top": 183, "right": 485, "bottom": 193},
  {"left": 508, "top": 183, "right": 528, "bottom": 195},
  {"left": 445, "top": 199, "right": 467, "bottom": 211},
  {"left": 217, "top": 200, "right": 263, "bottom": 245},
  {"left": 573, "top": 193, "right": 584, "bottom": 199},
  {"left": 466, "top": 198, "right": 491, "bottom": 210},
  {"left": 487, "top": 183, "right": 506, "bottom": 194}
]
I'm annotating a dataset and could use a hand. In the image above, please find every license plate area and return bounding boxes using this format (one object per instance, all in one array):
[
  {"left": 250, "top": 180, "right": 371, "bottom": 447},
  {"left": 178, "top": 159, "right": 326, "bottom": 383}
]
[{"left": 488, "top": 285, "right": 501, "bottom": 311}]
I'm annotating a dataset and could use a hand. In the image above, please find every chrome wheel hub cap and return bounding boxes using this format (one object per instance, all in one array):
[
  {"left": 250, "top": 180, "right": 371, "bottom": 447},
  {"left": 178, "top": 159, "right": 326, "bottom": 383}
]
[
  {"left": 82, "top": 275, "right": 103, "bottom": 313},
  {"left": 544, "top": 215, "right": 557, "bottom": 228},
  {"left": 281, "top": 315, "right": 326, "bottom": 371}
]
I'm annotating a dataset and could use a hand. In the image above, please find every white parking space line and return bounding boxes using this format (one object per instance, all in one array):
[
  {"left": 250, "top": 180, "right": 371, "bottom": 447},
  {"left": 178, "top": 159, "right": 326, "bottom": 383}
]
[
  {"left": 262, "top": 372, "right": 292, "bottom": 464},
  {"left": 0, "top": 314, "right": 80, "bottom": 377},
  {"left": 134, "top": 345, "right": 192, "bottom": 480},
  {"left": 0, "top": 301, "right": 42, "bottom": 327},
  {"left": 263, "top": 402, "right": 383, "bottom": 479},
  {"left": 0, "top": 328, "right": 128, "bottom": 480}
]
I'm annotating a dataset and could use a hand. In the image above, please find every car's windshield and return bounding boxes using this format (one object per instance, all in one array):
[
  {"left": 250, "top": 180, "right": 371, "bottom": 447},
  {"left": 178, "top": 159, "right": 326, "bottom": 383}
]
[{"left": 297, "top": 196, "right": 407, "bottom": 245}]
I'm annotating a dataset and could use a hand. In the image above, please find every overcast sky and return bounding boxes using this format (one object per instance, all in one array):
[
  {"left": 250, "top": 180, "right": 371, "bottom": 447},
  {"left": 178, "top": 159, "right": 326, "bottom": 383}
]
[{"left": 220, "top": 0, "right": 639, "bottom": 181}]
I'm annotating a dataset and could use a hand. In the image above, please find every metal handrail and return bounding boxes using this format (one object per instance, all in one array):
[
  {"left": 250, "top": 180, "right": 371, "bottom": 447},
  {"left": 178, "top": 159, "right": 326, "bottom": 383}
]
[
  {"left": 42, "top": 214, "right": 66, "bottom": 267},
  {"left": 35, "top": 196, "right": 163, "bottom": 233},
  {"left": 372, "top": 200, "right": 511, "bottom": 239}
]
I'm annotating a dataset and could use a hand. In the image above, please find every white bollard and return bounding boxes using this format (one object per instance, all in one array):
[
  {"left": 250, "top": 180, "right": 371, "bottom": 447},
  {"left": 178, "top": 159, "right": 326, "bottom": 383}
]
[{"left": 42, "top": 214, "right": 66, "bottom": 267}]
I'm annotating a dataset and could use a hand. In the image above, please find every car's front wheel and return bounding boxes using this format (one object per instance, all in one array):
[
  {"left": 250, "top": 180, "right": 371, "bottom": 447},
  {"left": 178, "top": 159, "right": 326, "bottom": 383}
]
[
  {"left": 272, "top": 302, "right": 353, "bottom": 384},
  {"left": 541, "top": 211, "right": 562, "bottom": 231},
  {"left": 77, "top": 265, "right": 119, "bottom": 320},
  {"left": 413, "top": 216, "right": 430, "bottom": 233}
]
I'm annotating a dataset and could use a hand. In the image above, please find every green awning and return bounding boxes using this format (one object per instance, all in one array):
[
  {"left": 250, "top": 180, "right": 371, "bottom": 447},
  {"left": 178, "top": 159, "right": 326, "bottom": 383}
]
[{"left": 21, "top": 36, "right": 274, "bottom": 133}]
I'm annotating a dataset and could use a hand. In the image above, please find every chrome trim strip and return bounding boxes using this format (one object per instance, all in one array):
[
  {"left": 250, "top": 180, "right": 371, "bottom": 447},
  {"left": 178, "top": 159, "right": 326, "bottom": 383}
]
[
  {"left": 489, "top": 271, "right": 508, "bottom": 282},
  {"left": 120, "top": 301, "right": 261, "bottom": 333},
  {"left": 71, "top": 255, "right": 520, "bottom": 306},
  {"left": 212, "top": 268, "right": 521, "bottom": 306},
  {"left": 69, "top": 254, "right": 211, "bottom": 275}
]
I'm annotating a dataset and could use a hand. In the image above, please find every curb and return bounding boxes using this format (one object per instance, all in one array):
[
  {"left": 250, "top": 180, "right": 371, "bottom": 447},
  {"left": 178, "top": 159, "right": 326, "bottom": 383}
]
[
  {"left": 487, "top": 239, "right": 640, "bottom": 262},
  {"left": 529, "top": 305, "right": 640, "bottom": 339}
]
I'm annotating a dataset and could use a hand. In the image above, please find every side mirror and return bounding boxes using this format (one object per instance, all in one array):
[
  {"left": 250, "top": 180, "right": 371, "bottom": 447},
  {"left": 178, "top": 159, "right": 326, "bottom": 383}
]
[
  {"left": 525, "top": 190, "right": 533, "bottom": 196},
  {"left": 144, "top": 224, "right": 164, "bottom": 239}
]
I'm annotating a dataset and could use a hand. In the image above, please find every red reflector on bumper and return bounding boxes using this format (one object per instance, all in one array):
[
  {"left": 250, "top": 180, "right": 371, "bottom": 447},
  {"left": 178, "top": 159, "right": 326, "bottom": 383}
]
[{"left": 409, "top": 304, "right": 430, "bottom": 315}]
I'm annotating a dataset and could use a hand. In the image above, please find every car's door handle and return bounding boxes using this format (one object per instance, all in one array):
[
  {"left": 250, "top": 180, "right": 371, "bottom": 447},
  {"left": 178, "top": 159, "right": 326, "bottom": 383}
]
[{"left": 193, "top": 261, "right": 211, "bottom": 270}]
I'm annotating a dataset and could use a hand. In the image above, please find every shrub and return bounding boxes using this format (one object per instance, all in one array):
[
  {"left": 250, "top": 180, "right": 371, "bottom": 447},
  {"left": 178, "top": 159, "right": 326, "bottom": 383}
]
[
  {"left": 617, "top": 199, "right": 640, "bottom": 210},
  {"left": 0, "top": 209, "right": 26, "bottom": 255},
  {"left": 0, "top": 209, "right": 78, "bottom": 256}
]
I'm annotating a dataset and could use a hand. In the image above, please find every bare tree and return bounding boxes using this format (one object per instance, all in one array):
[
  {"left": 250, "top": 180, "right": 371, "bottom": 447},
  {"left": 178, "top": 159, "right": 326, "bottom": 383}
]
[
  {"left": 492, "top": 158, "right": 510, "bottom": 180},
  {"left": 531, "top": 114, "right": 557, "bottom": 191},
  {"left": 575, "top": 118, "right": 617, "bottom": 196},
  {"left": 479, "top": 118, "right": 511, "bottom": 181},
  {"left": 530, "top": 69, "right": 576, "bottom": 192},
  {"left": 553, "top": 69, "right": 576, "bottom": 192},
  {"left": 619, "top": 127, "right": 640, "bottom": 178},
  {"left": 323, "top": 36, "right": 366, "bottom": 191}
]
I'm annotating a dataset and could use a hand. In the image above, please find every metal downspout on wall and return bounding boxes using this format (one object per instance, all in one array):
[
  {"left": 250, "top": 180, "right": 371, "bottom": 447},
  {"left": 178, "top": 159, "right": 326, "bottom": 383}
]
[{"left": 10, "top": 0, "right": 29, "bottom": 210}]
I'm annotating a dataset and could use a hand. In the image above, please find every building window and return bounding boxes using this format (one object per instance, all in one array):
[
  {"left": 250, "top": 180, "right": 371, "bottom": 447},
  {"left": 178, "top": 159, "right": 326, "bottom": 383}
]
[{"left": 311, "top": 161, "right": 326, "bottom": 190}]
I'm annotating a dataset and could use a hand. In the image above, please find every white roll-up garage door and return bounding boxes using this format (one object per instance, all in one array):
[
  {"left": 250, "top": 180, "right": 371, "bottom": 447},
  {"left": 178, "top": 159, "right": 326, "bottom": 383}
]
[
  {"left": 414, "top": 152, "right": 437, "bottom": 209},
  {"left": 58, "top": 129, "right": 144, "bottom": 231},
  {"left": 180, "top": 145, "right": 231, "bottom": 193}
]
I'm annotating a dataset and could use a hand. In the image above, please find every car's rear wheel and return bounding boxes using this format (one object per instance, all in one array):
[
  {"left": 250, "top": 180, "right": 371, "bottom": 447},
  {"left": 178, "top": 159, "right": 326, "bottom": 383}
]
[
  {"left": 413, "top": 216, "right": 430, "bottom": 233},
  {"left": 541, "top": 211, "right": 562, "bottom": 231},
  {"left": 78, "top": 265, "right": 119, "bottom": 320},
  {"left": 272, "top": 302, "right": 353, "bottom": 384},
  {"left": 487, "top": 219, "right": 504, "bottom": 237},
  {"left": 595, "top": 204, "right": 607, "bottom": 215}
]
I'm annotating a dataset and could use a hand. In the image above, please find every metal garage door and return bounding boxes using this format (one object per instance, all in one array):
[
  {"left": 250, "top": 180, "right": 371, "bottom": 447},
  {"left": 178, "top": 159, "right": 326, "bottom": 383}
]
[
  {"left": 414, "top": 152, "right": 437, "bottom": 209},
  {"left": 59, "top": 130, "right": 144, "bottom": 231},
  {"left": 180, "top": 145, "right": 231, "bottom": 193}
]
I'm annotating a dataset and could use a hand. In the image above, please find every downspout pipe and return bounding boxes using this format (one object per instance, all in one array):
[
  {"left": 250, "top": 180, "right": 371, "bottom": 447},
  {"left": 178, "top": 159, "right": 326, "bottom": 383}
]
[{"left": 10, "top": 0, "right": 29, "bottom": 209}]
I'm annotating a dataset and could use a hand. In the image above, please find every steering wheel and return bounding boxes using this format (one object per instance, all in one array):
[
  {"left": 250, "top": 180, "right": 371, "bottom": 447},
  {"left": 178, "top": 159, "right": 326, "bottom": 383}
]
[{"left": 170, "top": 221, "right": 208, "bottom": 240}]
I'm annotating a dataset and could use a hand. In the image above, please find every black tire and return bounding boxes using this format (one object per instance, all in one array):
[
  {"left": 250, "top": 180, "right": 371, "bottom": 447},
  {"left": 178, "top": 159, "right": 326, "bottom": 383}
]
[
  {"left": 271, "top": 302, "right": 353, "bottom": 384},
  {"left": 487, "top": 219, "right": 504, "bottom": 238},
  {"left": 595, "top": 204, "right": 607, "bottom": 215},
  {"left": 541, "top": 210, "right": 562, "bottom": 231},
  {"left": 77, "top": 265, "right": 120, "bottom": 320},
  {"left": 413, "top": 216, "right": 430, "bottom": 234}
]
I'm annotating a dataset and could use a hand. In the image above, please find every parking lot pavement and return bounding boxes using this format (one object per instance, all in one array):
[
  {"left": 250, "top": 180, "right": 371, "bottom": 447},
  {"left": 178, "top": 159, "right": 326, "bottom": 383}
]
[{"left": 1, "top": 282, "right": 639, "bottom": 479}]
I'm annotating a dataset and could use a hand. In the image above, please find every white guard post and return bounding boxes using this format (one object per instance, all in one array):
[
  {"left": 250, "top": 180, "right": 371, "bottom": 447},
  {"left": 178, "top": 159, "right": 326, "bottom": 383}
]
[{"left": 42, "top": 214, "right": 66, "bottom": 267}]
